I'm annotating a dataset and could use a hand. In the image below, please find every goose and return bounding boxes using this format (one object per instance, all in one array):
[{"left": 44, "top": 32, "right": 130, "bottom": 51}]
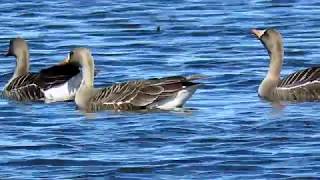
[
  {"left": 67, "top": 47, "right": 204, "bottom": 112},
  {"left": 3, "top": 37, "right": 82, "bottom": 102},
  {"left": 252, "top": 28, "right": 320, "bottom": 102}
]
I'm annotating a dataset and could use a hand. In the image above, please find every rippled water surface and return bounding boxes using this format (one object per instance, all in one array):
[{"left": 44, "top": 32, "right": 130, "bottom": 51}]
[{"left": 1, "top": 0, "right": 320, "bottom": 179}]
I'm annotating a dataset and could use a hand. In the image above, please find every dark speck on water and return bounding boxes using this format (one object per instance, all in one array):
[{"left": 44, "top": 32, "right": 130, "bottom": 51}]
[{"left": 0, "top": 0, "right": 320, "bottom": 179}]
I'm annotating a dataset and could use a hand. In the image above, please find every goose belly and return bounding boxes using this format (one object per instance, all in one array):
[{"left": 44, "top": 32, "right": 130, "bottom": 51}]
[
  {"left": 43, "top": 73, "right": 82, "bottom": 102},
  {"left": 151, "top": 85, "right": 199, "bottom": 110}
]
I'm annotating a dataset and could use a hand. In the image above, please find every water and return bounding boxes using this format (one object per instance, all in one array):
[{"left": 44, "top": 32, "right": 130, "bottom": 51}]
[{"left": 0, "top": 0, "right": 320, "bottom": 179}]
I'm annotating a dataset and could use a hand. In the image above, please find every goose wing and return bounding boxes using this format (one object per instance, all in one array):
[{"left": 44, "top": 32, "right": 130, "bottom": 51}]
[
  {"left": 89, "top": 76, "right": 201, "bottom": 111},
  {"left": 4, "top": 63, "right": 80, "bottom": 101},
  {"left": 278, "top": 66, "right": 320, "bottom": 88},
  {"left": 38, "top": 63, "right": 80, "bottom": 90},
  {"left": 275, "top": 67, "right": 320, "bottom": 101},
  {"left": 4, "top": 73, "right": 44, "bottom": 101}
]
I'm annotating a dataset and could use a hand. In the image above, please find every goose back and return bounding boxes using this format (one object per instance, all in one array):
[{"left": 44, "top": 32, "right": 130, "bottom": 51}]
[
  {"left": 4, "top": 63, "right": 81, "bottom": 101},
  {"left": 271, "top": 67, "right": 320, "bottom": 101},
  {"left": 86, "top": 76, "right": 201, "bottom": 112}
]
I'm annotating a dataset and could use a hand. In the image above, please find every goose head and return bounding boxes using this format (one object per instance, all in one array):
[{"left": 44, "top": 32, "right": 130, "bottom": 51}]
[
  {"left": 6, "top": 38, "right": 29, "bottom": 59},
  {"left": 65, "top": 48, "right": 99, "bottom": 76},
  {"left": 68, "top": 48, "right": 95, "bottom": 87},
  {"left": 251, "top": 28, "right": 283, "bottom": 58},
  {"left": 68, "top": 48, "right": 94, "bottom": 68},
  {"left": 5, "top": 38, "right": 30, "bottom": 75}
]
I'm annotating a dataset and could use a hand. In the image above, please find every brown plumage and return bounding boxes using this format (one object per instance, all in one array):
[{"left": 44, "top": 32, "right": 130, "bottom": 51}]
[
  {"left": 68, "top": 48, "right": 204, "bottom": 112},
  {"left": 3, "top": 38, "right": 81, "bottom": 101},
  {"left": 252, "top": 28, "right": 320, "bottom": 102},
  {"left": 278, "top": 67, "right": 320, "bottom": 88},
  {"left": 4, "top": 64, "right": 80, "bottom": 101},
  {"left": 87, "top": 76, "right": 202, "bottom": 112}
]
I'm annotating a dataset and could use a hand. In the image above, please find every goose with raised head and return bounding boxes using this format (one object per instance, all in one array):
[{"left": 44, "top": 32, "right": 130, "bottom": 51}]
[
  {"left": 252, "top": 28, "right": 320, "bottom": 102},
  {"left": 67, "top": 48, "right": 204, "bottom": 112},
  {"left": 3, "top": 37, "right": 82, "bottom": 102}
]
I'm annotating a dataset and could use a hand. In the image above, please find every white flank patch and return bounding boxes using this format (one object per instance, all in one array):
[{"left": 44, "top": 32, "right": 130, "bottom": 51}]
[
  {"left": 155, "top": 85, "right": 199, "bottom": 110},
  {"left": 44, "top": 73, "right": 82, "bottom": 102}
]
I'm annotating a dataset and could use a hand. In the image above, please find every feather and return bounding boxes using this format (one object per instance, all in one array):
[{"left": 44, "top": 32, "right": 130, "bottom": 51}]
[
  {"left": 4, "top": 83, "right": 44, "bottom": 101},
  {"left": 4, "top": 63, "right": 81, "bottom": 101},
  {"left": 39, "top": 63, "right": 80, "bottom": 90},
  {"left": 87, "top": 75, "right": 202, "bottom": 111}
]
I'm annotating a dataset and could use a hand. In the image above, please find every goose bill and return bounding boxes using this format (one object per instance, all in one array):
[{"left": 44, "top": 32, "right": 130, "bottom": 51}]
[{"left": 251, "top": 29, "right": 266, "bottom": 39}]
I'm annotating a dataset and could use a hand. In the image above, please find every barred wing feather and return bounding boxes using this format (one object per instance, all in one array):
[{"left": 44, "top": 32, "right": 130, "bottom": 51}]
[
  {"left": 278, "top": 67, "right": 320, "bottom": 88},
  {"left": 88, "top": 76, "right": 200, "bottom": 111}
]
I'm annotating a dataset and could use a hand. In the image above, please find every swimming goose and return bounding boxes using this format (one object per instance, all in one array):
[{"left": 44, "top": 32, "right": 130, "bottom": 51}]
[
  {"left": 252, "top": 28, "right": 320, "bottom": 102},
  {"left": 67, "top": 48, "right": 203, "bottom": 112},
  {"left": 3, "top": 37, "right": 82, "bottom": 102}
]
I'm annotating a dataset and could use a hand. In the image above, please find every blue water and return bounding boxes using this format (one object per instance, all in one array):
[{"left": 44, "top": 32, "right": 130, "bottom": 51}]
[{"left": 0, "top": 0, "right": 320, "bottom": 179}]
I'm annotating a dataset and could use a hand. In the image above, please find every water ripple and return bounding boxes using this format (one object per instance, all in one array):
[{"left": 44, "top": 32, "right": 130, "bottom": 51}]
[{"left": 0, "top": 0, "right": 320, "bottom": 179}]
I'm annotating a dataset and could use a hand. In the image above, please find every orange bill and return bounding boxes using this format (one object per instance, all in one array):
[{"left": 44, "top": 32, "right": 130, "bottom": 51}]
[{"left": 251, "top": 29, "right": 266, "bottom": 38}]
